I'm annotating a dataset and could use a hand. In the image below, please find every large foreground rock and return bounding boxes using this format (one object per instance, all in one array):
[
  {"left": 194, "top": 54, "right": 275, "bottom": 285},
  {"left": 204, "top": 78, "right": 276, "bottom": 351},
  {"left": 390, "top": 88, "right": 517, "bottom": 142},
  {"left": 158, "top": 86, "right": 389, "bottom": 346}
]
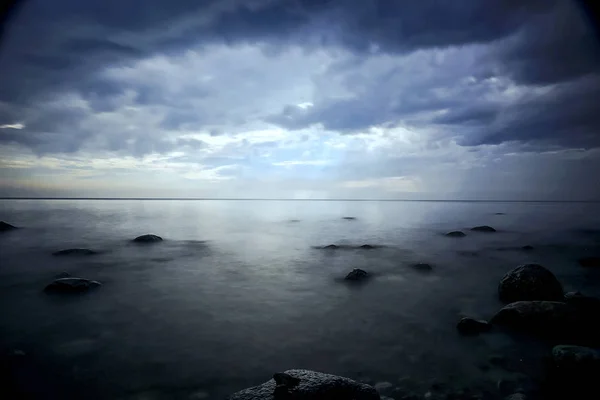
[
  {"left": 490, "top": 301, "right": 600, "bottom": 345},
  {"left": 0, "top": 221, "right": 18, "bottom": 231},
  {"left": 44, "top": 277, "right": 101, "bottom": 293},
  {"left": 132, "top": 234, "right": 163, "bottom": 243},
  {"left": 228, "top": 369, "right": 379, "bottom": 400},
  {"left": 498, "top": 264, "right": 563, "bottom": 303}
]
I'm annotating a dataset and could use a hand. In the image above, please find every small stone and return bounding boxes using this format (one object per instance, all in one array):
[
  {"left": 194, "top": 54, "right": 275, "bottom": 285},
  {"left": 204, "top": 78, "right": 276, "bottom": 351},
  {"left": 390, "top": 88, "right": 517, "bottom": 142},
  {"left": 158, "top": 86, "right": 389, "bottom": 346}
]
[
  {"left": 446, "top": 231, "right": 466, "bottom": 237},
  {"left": 413, "top": 263, "right": 433, "bottom": 271},
  {"left": 578, "top": 257, "right": 600, "bottom": 267},
  {"left": 344, "top": 268, "right": 369, "bottom": 281},
  {"left": 360, "top": 244, "right": 375, "bottom": 249},
  {"left": 53, "top": 248, "right": 97, "bottom": 256},
  {"left": 374, "top": 381, "right": 394, "bottom": 392},
  {"left": 521, "top": 245, "right": 534, "bottom": 251},
  {"left": 132, "top": 234, "right": 163, "bottom": 243},
  {"left": 44, "top": 277, "right": 101, "bottom": 293},
  {"left": 323, "top": 244, "right": 339, "bottom": 249},
  {"left": 342, "top": 217, "right": 356, "bottom": 220},
  {"left": 471, "top": 225, "right": 497, "bottom": 232},
  {"left": 457, "top": 317, "right": 491, "bottom": 335}
]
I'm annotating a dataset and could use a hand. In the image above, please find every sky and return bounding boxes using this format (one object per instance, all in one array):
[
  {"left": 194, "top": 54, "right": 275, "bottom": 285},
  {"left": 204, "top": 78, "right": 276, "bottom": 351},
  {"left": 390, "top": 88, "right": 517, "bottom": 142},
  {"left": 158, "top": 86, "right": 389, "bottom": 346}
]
[{"left": 0, "top": 0, "right": 599, "bottom": 200}]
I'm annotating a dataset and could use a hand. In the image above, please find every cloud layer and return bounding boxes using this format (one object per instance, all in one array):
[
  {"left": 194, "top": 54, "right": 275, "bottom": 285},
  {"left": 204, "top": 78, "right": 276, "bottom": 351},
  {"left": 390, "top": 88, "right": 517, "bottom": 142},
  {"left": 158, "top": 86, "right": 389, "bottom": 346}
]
[{"left": 0, "top": 0, "right": 599, "bottom": 199}]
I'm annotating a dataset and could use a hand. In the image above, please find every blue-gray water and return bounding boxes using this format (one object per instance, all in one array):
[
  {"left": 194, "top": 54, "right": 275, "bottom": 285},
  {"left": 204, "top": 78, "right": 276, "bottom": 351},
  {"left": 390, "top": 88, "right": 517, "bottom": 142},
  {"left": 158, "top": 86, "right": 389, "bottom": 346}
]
[{"left": 1, "top": 200, "right": 600, "bottom": 399}]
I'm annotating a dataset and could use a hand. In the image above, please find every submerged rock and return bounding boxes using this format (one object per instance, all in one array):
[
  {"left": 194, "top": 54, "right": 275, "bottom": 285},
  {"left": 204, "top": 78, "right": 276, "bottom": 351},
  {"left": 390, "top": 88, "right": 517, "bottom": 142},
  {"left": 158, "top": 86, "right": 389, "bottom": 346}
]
[
  {"left": 521, "top": 245, "right": 534, "bottom": 251},
  {"left": 0, "top": 221, "right": 18, "bottom": 231},
  {"left": 323, "top": 244, "right": 339, "bottom": 250},
  {"left": 471, "top": 225, "right": 497, "bottom": 232},
  {"left": 52, "top": 248, "right": 97, "bottom": 256},
  {"left": 495, "top": 213, "right": 506, "bottom": 215},
  {"left": 577, "top": 257, "right": 600, "bottom": 267},
  {"left": 412, "top": 263, "right": 433, "bottom": 271},
  {"left": 456, "top": 317, "right": 491, "bottom": 335},
  {"left": 342, "top": 217, "right": 357, "bottom": 220},
  {"left": 44, "top": 277, "right": 101, "bottom": 293},
  {"left": 545, "top": 345, "right": 600, "bottom": 399},
  {"left": 345, "top": 268, "right": 369, "bottom": 281},
  {"left": 446, "top": 231, "right": 466, "bottom": 237},
  {"left": 132, "top": 234, "right": 163, "bottom": 243},
  {"left": 360, "top": 244, "right": 375, "bottom": 249},
  {"left": 498, "top": 264, "right": 564, "bottom": 303},
  {"left": 228, "top": 369, "right": 379, "bottom": 400}
]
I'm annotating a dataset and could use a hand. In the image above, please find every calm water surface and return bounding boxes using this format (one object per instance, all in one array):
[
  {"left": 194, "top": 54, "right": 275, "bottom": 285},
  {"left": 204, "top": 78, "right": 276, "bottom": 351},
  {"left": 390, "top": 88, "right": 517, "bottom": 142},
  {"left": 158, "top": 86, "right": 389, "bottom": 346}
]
[{"left": 1, "top": 200, "right": 600, "bottom": 399}]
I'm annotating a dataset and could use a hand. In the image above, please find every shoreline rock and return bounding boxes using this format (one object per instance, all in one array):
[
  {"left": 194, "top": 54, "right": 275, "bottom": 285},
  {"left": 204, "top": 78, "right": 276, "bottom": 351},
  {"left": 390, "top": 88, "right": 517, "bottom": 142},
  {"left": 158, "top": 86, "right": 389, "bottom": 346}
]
[
  {"left": 457, "top": 317, "right": 491, "bottom": 335},
  {"left": 498, "top": 264, "right": 564, "bottom": 303},
  {"left": 228, "top": 369, "right": 379, "bottom": 400},
  {"left": 132, "top": 234, "right": 163, "bottom": 243}
]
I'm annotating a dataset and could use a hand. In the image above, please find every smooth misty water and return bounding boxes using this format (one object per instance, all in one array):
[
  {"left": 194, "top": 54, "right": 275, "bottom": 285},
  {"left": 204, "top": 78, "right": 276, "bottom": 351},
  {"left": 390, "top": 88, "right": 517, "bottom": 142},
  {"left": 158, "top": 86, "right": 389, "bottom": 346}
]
[{"left": 1, "top": 200, "right": 600, "bottom": 399}]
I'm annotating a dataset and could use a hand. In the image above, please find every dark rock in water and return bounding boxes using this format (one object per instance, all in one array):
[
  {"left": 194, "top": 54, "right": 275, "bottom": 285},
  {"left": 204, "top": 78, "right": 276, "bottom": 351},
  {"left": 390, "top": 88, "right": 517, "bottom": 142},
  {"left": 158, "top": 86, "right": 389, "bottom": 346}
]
[
  {"left": 521, "top": 245, "right": 534, "bottom": 251},
  {"left": 495, "top": 213, "right": 506, "bottom": 215},
  {"left": 0, "top": 221, "right": 18, "bottom": 231},
  {"left": 446, "top": 231, "right": 466, "bottom": 237},
  {"left": 228, "top": 369, "right": 379, "bottom": 400},
  {"left": 345, "top": 268, "right": 369, "bottom": 281},
  {"left": 471, "top": 225, "right": 497, "bottom": 232},
  {"left": 55, "top": 271, "right": 71, "bottom": 279},
  {"left": 578, "top": 257, "right": 600, "bottom": 267},
  {"left": 323, "top": 244, "right": 339, "bottom": 250},
  {"left": 498, "top": 264, "right": 564, "bottom": 303},
  {"left": 359, "top": 244, "right": 375, "bottom": 249},
  {"left": 545, "top": 345, "right": 600, "bottom": 399},
  {"left": 44, "top": 277, "right": 101, "bottom": 294},
  {"left": 563, "top": 292, "right": 600, "bottom": 315},
  {"left": 564, "top": 291, "right": 584, "bottom": 301},
  {"left": 456, "top": 317, "right": 491, "bottom": 335},
  {"left": 490, "top": 301, "right": 600, "bottom": 345},
  {"left": 342, "top": 217, "right": 356, "bottom": 220},
  {"left": 288, "top": 219, "right": 301, "bottom": 223},
  {"left": 52, "top": 248, "right": 97, "bottom": 256},
  {"left": 412, "top": 263, "right": 433, "bottom": 271},
  {"left": 505, "top": 394, "right": 527, "bottom": 400},
  {"left": 133, "top": 234, "right": 163, "bottom": 243}
]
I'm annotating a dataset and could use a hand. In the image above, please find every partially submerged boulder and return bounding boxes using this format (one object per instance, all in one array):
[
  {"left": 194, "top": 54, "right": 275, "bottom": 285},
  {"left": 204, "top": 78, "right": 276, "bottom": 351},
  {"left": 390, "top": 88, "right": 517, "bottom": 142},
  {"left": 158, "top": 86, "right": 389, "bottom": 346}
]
[
  {"left": 44, "top": 277, "right": 101, "bottom": 294},
  {"left": 498, "top": 264, "right": 564, "bottom": 303},
  {"left": 359, "top": 244, "right": 375, "bottom": 249},
  {"left": 132, "top": 234, "right": 163, "bottom": 243},
  {"left": 521, "top": 245, "right": 534, "bottom": 251},
  {"left": 471, "top": 225, "right": 496, "bottom": 232},
  {"left": 345, "top": 268, "right": 369, "bottom": 282},
  {"left": 457, "top": 317, "right": 491, "bottom": 335},
  {"left": 0, "top": 221, "right": 18, "bottom": 231},
  {"left": 342, "top": 217, "right": 356, "bottom": 220},
  {"left": 228, "top": 369, "right": 379, "bottom": 400},
  {"left": 412, "top": 263, "right": 433, "bottom": 272},
  {"left": 445, "top": 231, "right": 466, "bottom": 237},
  {"left": 52, "top": 248, "right": 97, "bottom": 256},
  {"left": 577, "top": 257, "right": 600, "bottom": 268},
  {"left": 323, "top": 244, "right": 339, "bottom": 250}
]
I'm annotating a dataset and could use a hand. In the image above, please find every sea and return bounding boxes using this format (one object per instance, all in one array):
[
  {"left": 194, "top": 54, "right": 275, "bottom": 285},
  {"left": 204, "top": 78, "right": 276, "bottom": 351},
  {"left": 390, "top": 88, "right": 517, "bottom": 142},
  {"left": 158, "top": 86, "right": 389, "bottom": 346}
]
[{"left": 1, "top": 199, "right": 600, "bottom": 399}]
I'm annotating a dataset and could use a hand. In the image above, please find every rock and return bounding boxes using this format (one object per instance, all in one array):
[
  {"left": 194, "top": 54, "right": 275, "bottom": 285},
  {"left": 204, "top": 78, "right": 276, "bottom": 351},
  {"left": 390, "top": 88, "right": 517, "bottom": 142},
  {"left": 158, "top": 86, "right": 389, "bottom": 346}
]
[
  {"left": 412, "top": 263, "right": 433, "bottom": 271},
  {"left": 44, "top": 277, "right": 101, "bottom": 293},
  {"left": 504, "top": 394, "right": 526, "bottom": 400},
  {"left": 374, "top": 381, "right": 393, "bottom": 393},
  {"left": 360, "top": 244, "right": 375, "bottom": 249},
  {"left": 521, "top": 245, "right": 534, "bottom": 251},
  {"left": 0, "top": 221, "right": 18, "bottom": 231},
  {"left": 323, "top": 244, "right": 339, "bottom": 249},
  {"left": 55, "top": 271, "right": 71, "bottom": 279},
  {"left": 471, "top": 225, "right": 497, "bottom": 232},
  {"left": 578, "top": 257, "right": 600, "bottom": 267},
  {"left": 52, "top": 248, "right": 97, "bottom": 256},
  {"left": 498, "top": 264, "right": 564, "bottom": 303},
  {"left": 342, "top": 217, "right": 357, "bottom": 220},
  {"left": 495, "top": 213, "right": 506, "bottom": 215},
  {"left": 456, "top": 317, "right": 491, "bottom": 335},
  {"left": 491, "top": 301, "right": 571, "bottom": 332},
  {"left": 345, "top": 268, "right": 369, "bottom": 282},
  {"left": 228, "top": 369, "right": 379, "bottom": 400},
  {"left": 546, "top": 345, "right": 600, "bottom": 399},
  {"left": 273, "top": 372, "right": 301, "bottom": 389},
  {"left": 446, "top": 231, "right": 466, "bottom": 237},
  {"left": 563, "top": 292, "right": 600, "bottom": 314},
  {"left": 132, "top": 234, "right": 163, "bottom": 243},
  {"left": 288, "top": 219, "right": 301, "bottom": 223}
]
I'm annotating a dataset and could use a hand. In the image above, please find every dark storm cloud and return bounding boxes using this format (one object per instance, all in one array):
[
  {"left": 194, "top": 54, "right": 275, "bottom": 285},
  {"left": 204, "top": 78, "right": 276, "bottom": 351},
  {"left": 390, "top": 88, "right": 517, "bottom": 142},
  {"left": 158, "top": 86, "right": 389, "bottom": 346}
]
[{"left": 1, "top": 0, "right": 599, "bottom": 154}]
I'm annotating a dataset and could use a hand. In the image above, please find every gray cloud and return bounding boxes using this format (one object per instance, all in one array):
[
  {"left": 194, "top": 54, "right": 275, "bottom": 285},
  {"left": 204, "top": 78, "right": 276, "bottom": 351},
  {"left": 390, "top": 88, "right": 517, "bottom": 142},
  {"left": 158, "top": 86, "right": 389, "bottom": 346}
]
[{"left": 0, "top": 0, "right": 599, "bottom": 158}]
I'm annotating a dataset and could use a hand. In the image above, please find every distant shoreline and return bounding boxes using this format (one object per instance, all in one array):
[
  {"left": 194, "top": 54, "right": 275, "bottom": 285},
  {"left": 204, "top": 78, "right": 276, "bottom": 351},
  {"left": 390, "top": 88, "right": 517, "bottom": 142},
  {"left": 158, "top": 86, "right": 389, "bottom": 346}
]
[{"left": 1, "top": 197, "right": 599, "bottom": 203}]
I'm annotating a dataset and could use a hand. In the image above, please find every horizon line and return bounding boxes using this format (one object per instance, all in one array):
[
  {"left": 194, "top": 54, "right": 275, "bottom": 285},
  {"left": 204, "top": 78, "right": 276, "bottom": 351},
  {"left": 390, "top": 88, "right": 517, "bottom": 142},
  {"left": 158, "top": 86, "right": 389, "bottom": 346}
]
[{"left": 1, "top": 197, "right": 599, "bottom": 203}]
